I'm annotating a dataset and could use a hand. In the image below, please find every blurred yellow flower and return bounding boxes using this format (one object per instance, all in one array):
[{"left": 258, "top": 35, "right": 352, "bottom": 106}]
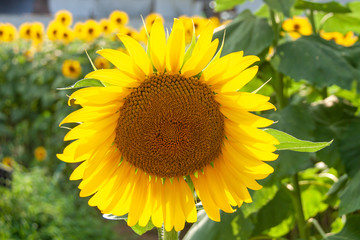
[
  {"left": 99, "top": 19, "right": 115, "bottom": 35},
  {"left": 62, "top": 59, "right": 82, "bottom": 79},
  {"left": 119, "top": 26, "right": 141, "bottom": 41},
  {"left": 2, "top": 157, "right": 14, "bottom": 167},
  {"left": 0, "top": 23, "right": 17, "bottom": 42},
  {"left": 209, "top": 16, "right": 221, "bottom": 27},
  {"left": 83, "top": 20, "right": 101, "bottom": 42},
  {"left": 282, "top": 16, "right": 312, "bottom": 40},
  {"left": 34, "top": 146, "right": 47, "bottom": 162},
  {"left": 94, "top": 56, "right": 110, "bottom": 69},
  {"left": 47, "top": 20, "right": 62, "bottom": 41},
  {"left": 74, "top": 22, "right": 85, "bottom": 40},
  {"left": 19, "top": 22, "right": 32, "bottom": 40},
  {"left": 55, "top": 10, "right": 73, "bottom": 27},
  {"left": 145, "top": 13, "right": 164, "bottom": 30},
  {"left": 321, "top": 30, "right": 358, "bottom": 47},
  {"left": 179, "top": 16, "right": 194, "bottom": 44},
  {"left": 59, "top": 27, "right": 75, "bottom": 44},
  {"left": 109, "top": 10, "right": 128, "bottom": 28},
  {"left": 30, "top": 22, "right": 45, "bottom": 45},
  {"left": 192, "top": 16, "right": 207, "bottom": 36}
]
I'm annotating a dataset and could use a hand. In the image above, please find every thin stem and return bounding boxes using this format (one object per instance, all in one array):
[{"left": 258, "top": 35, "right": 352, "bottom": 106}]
[
  {"left": 269, "top": 9, "right": 279, "bottom": 46},
  {"left": 291, "top": 173, "right": 310, "bottom": 240},
  {"left": 307, "top": 9, "right": 317, "bottom": 34},
  {"left": 157, "top": 227, "right": 164, "bottom": 240},
  {"left": 274, "top": 71, "right": 287, "bottom": 109},
  {"left": 163, "top": 228, "right": 179, "bottom": 240},
  {"left": 309, "top": 218, "right": 327, "bottom": 239}
]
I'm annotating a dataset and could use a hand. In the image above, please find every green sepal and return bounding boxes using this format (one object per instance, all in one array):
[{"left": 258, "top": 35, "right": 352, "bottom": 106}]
[
  {"left": 265, "top": 128, "right": 332, "bottom": 152},
  {"left": 57, "top": 78, "right": 104, "bottom": 90}
]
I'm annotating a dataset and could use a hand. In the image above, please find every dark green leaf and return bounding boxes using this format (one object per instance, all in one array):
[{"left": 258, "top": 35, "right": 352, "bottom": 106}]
[
  {"left": 327, "top": 215, "right": 360, "bottom": 240},
  {"left": 271, "top": 35, "right": 360, "bottom": 91},
  {"left": 213, "top": 10, "right": 274, "bottom": 55},
  {"left": 339, "top": 120, "right": 360, "bottom": 177},
  {"left": 214, "top": 0, "right": 247, "bottom": 12},
  {"left": 265, "top": 128, "right": 332, "bottom": 152},
  {"left": 57, "top": 79, "right": 104, "bottom": 90},
  {"left": 339, "top": 171, "right": 360, "bottom": 215},
  {"left": 264, "top": 0, "right": 296, "bottom": 17},
  {"left": 184, "top": 210, "right": 254, "bottom": 240},
  {"left": 295, "top": 0, "right": 351, "bottom": 13},
  {"left": 242, "top": 185, "right": 278, "bottom": 218},
  {"left": 327, "top": 174, "right": 348, "bottom": 197}
]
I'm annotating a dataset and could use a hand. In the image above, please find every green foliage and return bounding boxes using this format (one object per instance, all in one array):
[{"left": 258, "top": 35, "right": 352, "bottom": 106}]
[
  {"left": 294, "top": 0, "right": 351, "bottom": 13},
  {"left": 0, "top": 167, "right": 117, "bottom": 240},
  {"left": 214, "top": 0, "right": 247, "bottom": 12},
  {"left": 213, "top": 10, "right": 274, "bottom": 55}
]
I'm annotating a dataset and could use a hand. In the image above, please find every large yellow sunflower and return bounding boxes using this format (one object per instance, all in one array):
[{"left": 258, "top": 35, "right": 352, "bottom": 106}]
[{"left": 58, "top": 18, "right": 278, "bottom": 232}]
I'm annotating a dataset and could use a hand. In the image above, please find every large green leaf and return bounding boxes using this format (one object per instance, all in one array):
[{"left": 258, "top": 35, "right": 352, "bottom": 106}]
[
  {"left": 264, "top": 0, "right": 296, "bottom": 17},
  {"left": 271, "top": 35, "right": 360, "bottom": 91},
  {"left": 265, "top": 128, "right": 332, "bottom": 152},
  {"left": 339, "top": 120, "right": 360, "bottom": 177},
  {"left": 295, "top": 0, "right": 351, "bottom": 13},
  {"left": 321, "top": 2, "right": 360, "bottom": 34},
  {"left": 213, "top": 10, "right": 274, "bottom": 55},
  {"left": 184, "top": 210, "right": 254, "bottom": 240},
  {"left": 327, "top": 215, "right": 360, "bottom": 240},
  {"left": 339, "top": 171, "right": 360, "bottom": 216},
  {"left": 214, "top": 0, "right": 247, "bottom": 12}
]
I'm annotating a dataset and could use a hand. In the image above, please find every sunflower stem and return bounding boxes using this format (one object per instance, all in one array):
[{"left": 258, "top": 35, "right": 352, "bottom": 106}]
[
  {"left": 162, "top": 228, "right": 179, "bottom": 240},
  {"left": 291, "top": 173, "right": 310, "bottom": 240},
  {"left": 307, "top": 9, "right": 317, "bottom": 34},
  {"left": 269, "top": 9, "right": 279, "bottom": 46}
]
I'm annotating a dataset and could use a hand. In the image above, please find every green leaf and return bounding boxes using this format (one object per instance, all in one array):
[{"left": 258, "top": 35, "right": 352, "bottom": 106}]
[
  {"left": 184, "top": 210, "right": 254, "bottom": 240},
  {"left": 214, "top": 0, "right": 247, "bottom": 12},
  {"left": 271, "top": 35, "right": 360, "bottom": 91},
  {"left": 295, "top": 0, "right": 351, "bottom": 13},
  {"left": 320, "top": 2, "right": 360, "bottom": 34},
  {"left": 57, "top": 79, "right": 104, "bottom": 90},
  {"left": 130, "top": 221, "right": 155, "bottom": 235},
  {"left": 213, "top": 10, "right": 274, "bottom": 55},
  {"left": 242, "top": 185, "right": 278, "bottom": 218},
  {"left": 339, "top": 171, "right": 360, "bottom": 216},
  {"left": 264, "top": 0, "right": 296, "bottom": 17},
  {"left": 265, "top": 128, "right": 332, "bottom": 152},
  {"left": 327, "top": 215, "right": 360, "bottom": 240},
  {"left": 339, "top": 120, "right": 360, "bottom": 177}
]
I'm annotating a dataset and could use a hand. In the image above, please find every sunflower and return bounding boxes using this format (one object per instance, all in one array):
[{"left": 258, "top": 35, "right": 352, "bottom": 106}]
[
  {"left": 145, "top": 13, "right": 164, "bottom": 30},
  {"left": 2, "top": 157, "right": 14, "bottom": 168},
  {"left": 94, "top": 56, "right": 110, "bottom": 69},
  {"left": 99, "top": 19, "right": 115, "bottom": 36},
  {"left": 73, "top": 22, "right": 85, "bottom": 40},
  {"left": 62, "top": 59, "right": 82, "bottom": 79},
  {"left": 192, "top": 16, "right": 207, "bottom": 36},
  {"left": 55, "top": 10, "right": 73, "bottom": 27},
  {"left": 30, "top": 22, "right": 45, "bottom": 45},
  {"left": 34, "top": 146, "right": 47, "bottom": 162},
  {"left": 19, "top": 22, "right": 32, "bottom": 40},
  {"left": 83, "top": 20, "right": 101, "bottom": 42},
  {"left": 47, "top": 21, "right": 61, "bottom": 41},
  {"left": 109, "top": 10, "right": 129, "bottom": 29},
  {"left": 282, "top": 16, "right": 312, "bottom": 39},
  {"left": 58, "top": 19, "right": 278, "bottom": 232},
  {"left": 59, "top": 27, "right": 75, "bottom": 44},
  {"left": 179, "top": 15, "right": 194, "bottom": 44},
  {"left": 0, "top": 23, "right": 17, "bottom": 42}
]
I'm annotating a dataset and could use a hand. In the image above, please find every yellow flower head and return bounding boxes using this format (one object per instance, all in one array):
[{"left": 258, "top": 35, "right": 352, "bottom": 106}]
[
  {"left": 30, "top": 22, "right": 45, "bottom": 45},
  {"left": 2, "top": 156, "right": 14, "bottom": 167},
  {"left": 19, "top": 22, "right": 32, "bottom": 40},
  {"left": 179, "top": 15, "right": 194, "bottom": 44},
  {"left": 192, "top": 16, "right": 207, "bottom": 36},
  {"left": 58, "top": 19, "right": 278, "bottom": 232},
  {"left": 145, "top": 13, "right": 164, "bottom": 30},
  {"left": 55, "top": 10, "right": 73, "bottom": 27},
  {"left": 0, "top": 23, "right": 17, "bottom": 42},
  {"left": 73, "top": 21, "right": 85, "bottom": 40},
  {"left": 118, "top": 26, "right": 141, "bottom": 41},
  {"left": 34, "top": 146, "right": 47, "bottom": 162},
  {"left": 94, "top": 56, "right": 110, "bottom": 69},
  {"left": 109, "top": 10, "right": 129, "bottom": 28},
  {"left": 209, "top": 16, "right": 221, "bottom": 27},
  {"left": 59, "top": 27, "right": 75, "bottom": 44},
  {"left": 47, "top": 20, "right": 62, "bottom": 41},
  {"left": 100, "top": 18, "right": 115, "bottom": 35},
  {"left": 83, "top": 20, "right": 101, "bottom": 42},
  {"left": 282, "top": 16, "right": 312, "bottom": 39},
  {"left": 62, "top": 59, "right": 82, "bottom": 79}
]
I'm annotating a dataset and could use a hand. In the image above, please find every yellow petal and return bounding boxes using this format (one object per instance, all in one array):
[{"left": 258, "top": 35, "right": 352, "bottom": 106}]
[
  {"left": 220, "top": 66, "right": 259, "bottom": 92},
  {"left": 85, "top": 69, "right": 140, "bottom": 88},
  {"left": 118, "top": 34, "right": 153, "bottom": 76},
  {"left": 166, "top": 19, "right": 185, "bottom": 74},
  {"left": 150, "top": 18, "right": 166, "bottom": 73}
]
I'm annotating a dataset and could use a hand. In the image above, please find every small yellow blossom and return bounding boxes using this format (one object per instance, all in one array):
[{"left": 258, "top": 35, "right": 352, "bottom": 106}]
[
  {"left": 34, "top": 146, "right": 47, "bottom": 162},
  {"left": 94, "top": 56, "right": 110, "bottom": 69},
  {"left": 62, "top": 59, "right": 82, "bottom": 79},
  {"left": 55, "top": 10, "right": 73, "bottom": 27},
  {"left": 282, "top": 16, "right": 312, "bottom": 40}
]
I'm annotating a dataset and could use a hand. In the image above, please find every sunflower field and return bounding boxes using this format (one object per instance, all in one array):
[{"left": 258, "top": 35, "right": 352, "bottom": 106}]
[{"left": 1, "top": 0, "right": 360, "bottom": 239}]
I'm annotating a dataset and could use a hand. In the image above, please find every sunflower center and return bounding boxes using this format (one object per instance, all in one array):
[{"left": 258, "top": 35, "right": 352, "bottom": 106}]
[
  {"left": 115, "top": 73, "right": 224, "bottom": 178},
  {"left": 294, "top": 23, "right": 300, "bottom": 31}
]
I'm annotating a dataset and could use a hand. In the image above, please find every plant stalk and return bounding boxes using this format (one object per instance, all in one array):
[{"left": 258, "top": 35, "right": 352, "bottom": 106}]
[
  {"left": 291, "top": 173, "right": 310, "bottom": 240},
  {"left": 307, "top": 9, "right": 317, "bottom": 34},
  {"left": 160, "top": 227, "right": 179, "bottom": 240}
]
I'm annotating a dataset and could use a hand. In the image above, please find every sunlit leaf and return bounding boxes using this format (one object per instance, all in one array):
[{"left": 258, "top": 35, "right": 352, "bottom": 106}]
[
  {"left": 295, "top": 0, "right": 351, "bottom": 13},
  {"left": 327, "top": 215, "right": 360, "bottom": 240},
  {"left": 265, "top": 128, "right": 332, "bottom": 152},
  {"left": 264, "top": 0, "right": 296, "bottom": 17},
  {"left": 57, "top": 79, "right": 104, "bottom": 90},
  {"left": 338, "top": 171, "right": 360, "bottom": 215},
  {"left": 214, "top": 0, "right": 247, "bottom": 12}
]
